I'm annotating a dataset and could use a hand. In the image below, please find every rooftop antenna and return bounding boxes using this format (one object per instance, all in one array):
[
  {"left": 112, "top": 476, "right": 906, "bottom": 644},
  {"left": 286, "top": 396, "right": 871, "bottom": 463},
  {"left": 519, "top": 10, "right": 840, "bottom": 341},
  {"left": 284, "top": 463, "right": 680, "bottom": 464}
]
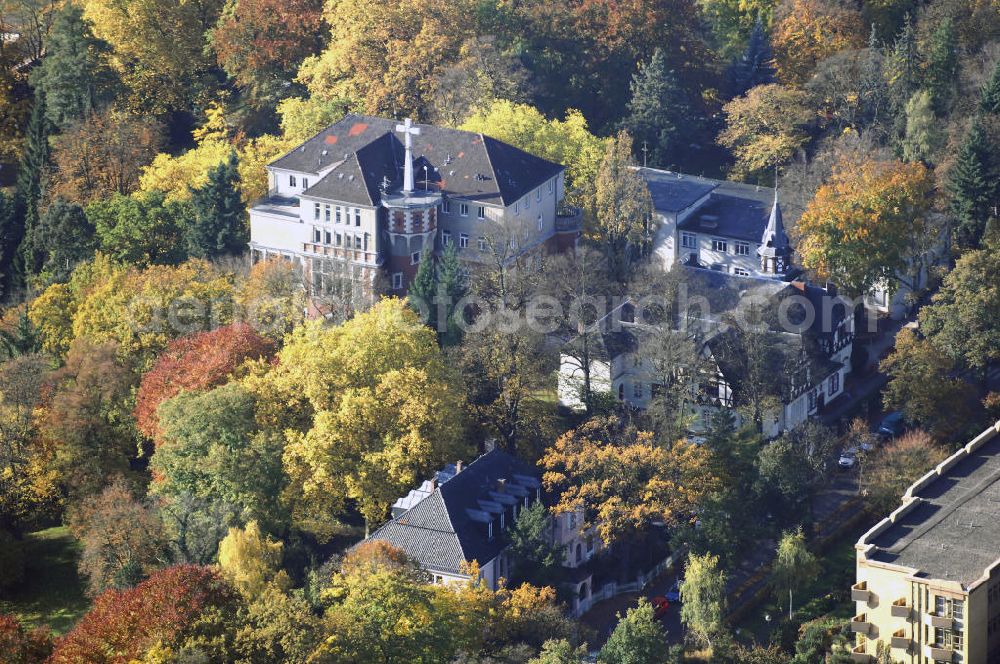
[
  {"left": 641, "top": 141, "right": 649, "bottom": 168},
  {"left": 423, "top": 164, "right": 429, "bottom": 191}
]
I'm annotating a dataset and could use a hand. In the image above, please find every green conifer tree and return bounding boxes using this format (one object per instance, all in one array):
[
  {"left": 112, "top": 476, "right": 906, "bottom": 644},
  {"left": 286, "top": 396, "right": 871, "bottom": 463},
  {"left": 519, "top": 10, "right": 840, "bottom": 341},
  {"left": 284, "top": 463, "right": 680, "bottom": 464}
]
[
  {"left": 924, "top": 18, "right": 958, "bottom": 114},
  {"left": 949, "top": 120, "right": 996, "bottom": 248},
  {"left": 407, "top": 248, "right": 436, "bottom": 316},
  {"left": 32, "top": 199, "right": 96, "bottom": 283},
  {"left": 622, "top": 48, "right": 692, "bottom": 168},
  {"left": 14, "top": 91, "right": 51, "bottom": 284},
  {"left": 980, "top": 59, "right": 1000, "bottom": 115},
  {"left": 726, "top": 17, "right": 776, "bottom": 98},
  {"left": 0, "top": 191, "right": 15, "bottom": 298},
  {"left": 186, "top": 152, "right": 247, "bottom": 258},
  {"left": 436, "top": 241, "right": 468, "bottom": 345},
  {"left": 30, "top": 4, "right": 118, "bottom": 131}
]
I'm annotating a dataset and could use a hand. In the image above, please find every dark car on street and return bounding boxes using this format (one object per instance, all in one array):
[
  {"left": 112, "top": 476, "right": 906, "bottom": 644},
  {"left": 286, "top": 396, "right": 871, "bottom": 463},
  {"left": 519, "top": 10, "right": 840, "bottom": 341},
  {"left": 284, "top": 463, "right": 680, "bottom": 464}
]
[{"left": 878, "top": 411, "right": 905, "bottom": 439}]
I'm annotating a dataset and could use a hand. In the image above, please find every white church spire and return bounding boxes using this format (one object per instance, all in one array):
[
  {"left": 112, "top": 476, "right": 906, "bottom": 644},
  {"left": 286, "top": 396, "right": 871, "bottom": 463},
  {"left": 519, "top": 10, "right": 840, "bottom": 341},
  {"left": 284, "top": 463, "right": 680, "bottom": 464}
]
[
  {"left": 396, "top": 118, "right": 421, "bottom": 193},
  {"left": 758, "top": 187, "right": 792, "bottom": 274}
]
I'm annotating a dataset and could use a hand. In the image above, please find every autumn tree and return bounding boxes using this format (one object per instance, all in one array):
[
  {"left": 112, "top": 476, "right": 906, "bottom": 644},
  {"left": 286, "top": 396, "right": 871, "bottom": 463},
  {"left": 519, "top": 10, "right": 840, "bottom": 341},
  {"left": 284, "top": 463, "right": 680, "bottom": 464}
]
[
  {"left": 81, "top": 0, "right": 227, "bottom": 114},
  {"left": 0, "top": 614, "right": 52, "bottom": 664},
  {"left": 68, "top": 478, "right": 169, "bottom": 595},
  {"left": 236, "top": 259, "right": 307, "bottom": 340},
  {"left": 718, "top": 83, "right": 812, "bottom": 179},
  {"left": 429, "top": 36, "right": 533, "bottom": 126},
  {"left": 217, "top": 521, "right": 290, "bottom": 597},
  {"left": 919, "top": 241, "right": 1000, "bottom": 373},
  {"left": 529, "top": 640, "right": 588, "bottom": 664},
  {"left": 135, "top": 323, "right": 273, "bottom": 442},
  {"left": 71, "top": 259, "right": 236, "bottom": 369},
  {"left": 139, "top": 139, "right": 233, "bottom": 203},
  {"left": 859, "top": 429, "right": 948, "bottom": 514},
  {"left": 595, "top": 131, "right": 655, "bottom": 282},
  {"left": 881, "top": 329, "right": 980, "bottom": 442},
  {"left": 41, "top": 339, "right": 139, "bottom": 500},
  {"left": 771, "top": 528, "right": 819, "bottom": 619},
  {"left": 210, "top": 0, "right": 324, "bottom": 112},
  {"left": 680, "top": 552, "right": 727, "bottom": 647},
  {"left": 540, "top": 416, "right": 715, "bottom": 578},
  {"left": 796, "top": 156, "right": 934, "bottom": 297},
  {"left": 48, "top": 565, "right": 240, "bottom": 664},
  {"left": 296, "top": 0, "right": 475, "bottom": 119},
  {"left": 29, "top": 3, "right": 118, "bottom": 131},
  {"left": 597, "top": 600, "right": 669, "bottom": 664},
  {"left": 755, "top": 421, "right": 838, "bottom": 525},
  {"left": 48, "top": 109, "right": 161, "bottom": 206},
  {"left": 0, "top": 354, "right": 60, "bottom": 534},
  {"left": 152, "top": 383, "right": 287, "bottom": 533},
  {"left": 460, "top": 100, "right": 607, "bottom": 209},
  {"left": 771, "top": 0, "right": 864, "bottom": 85},
  {"left": 265, "top": 299, "right": 465, "bottom": 537}
]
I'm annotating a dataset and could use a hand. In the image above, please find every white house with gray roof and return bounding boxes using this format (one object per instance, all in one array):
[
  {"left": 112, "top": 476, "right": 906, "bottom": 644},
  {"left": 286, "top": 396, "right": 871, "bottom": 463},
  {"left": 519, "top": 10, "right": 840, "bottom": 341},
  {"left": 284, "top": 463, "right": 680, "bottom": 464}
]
[{"left": 248, "top": 114, "right": 579, "bottom": 303}]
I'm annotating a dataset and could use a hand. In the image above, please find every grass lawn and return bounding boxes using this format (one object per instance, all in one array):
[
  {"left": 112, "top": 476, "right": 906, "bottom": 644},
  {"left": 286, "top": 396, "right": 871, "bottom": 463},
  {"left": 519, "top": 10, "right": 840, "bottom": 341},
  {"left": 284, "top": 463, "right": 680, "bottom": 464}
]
[
  {"left": 734, "top": 521, "right": 865, "bottom": 645},
  {"left": 0, "top": 526, "right": 89, "bottom": 635}
]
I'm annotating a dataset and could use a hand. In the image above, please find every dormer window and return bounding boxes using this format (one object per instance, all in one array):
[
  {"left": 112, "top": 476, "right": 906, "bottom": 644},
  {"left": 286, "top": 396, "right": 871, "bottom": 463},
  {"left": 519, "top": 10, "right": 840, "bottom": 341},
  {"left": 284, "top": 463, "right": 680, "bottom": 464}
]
[
  {"left": 289, "top": 175, "right": 297, "bottom": 187},
  {"left": 488, "top": 521, "right": 494, "bottom": 541}
]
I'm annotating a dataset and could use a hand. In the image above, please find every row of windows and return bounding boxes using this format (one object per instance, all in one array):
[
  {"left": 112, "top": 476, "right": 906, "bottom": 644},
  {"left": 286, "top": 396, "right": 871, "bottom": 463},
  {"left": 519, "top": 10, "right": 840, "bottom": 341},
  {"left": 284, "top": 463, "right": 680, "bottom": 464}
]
[
  {"left": 312, "top": 228, "right": 370, "bottom": 251},
  {"left": 289, "top": 174, "right": 309, "bottom": 189},
  {"left": 513, "top": 181, "right": 554, "bottom": 215},
  {"left": 442, "top": 201, "right": 486, "bottom": 219},
  {"left": 314, "top": 203, "right": 363, "bottom": 226},
  {"left": 442, "top": 231, "right": 471, "bottom": 249},
  {"left": 681, "top": 232, "right": 750, "bottom": 256},
  {"left": 709, "top": 263, "right": 751, "bottom": 277}
]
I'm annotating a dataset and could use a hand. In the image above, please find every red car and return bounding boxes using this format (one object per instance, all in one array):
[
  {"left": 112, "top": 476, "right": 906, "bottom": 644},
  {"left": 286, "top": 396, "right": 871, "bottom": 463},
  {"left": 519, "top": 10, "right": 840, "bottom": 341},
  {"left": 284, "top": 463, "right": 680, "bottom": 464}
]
[{"left": 650, "top": 596, "right": 670, "bottom": 619}]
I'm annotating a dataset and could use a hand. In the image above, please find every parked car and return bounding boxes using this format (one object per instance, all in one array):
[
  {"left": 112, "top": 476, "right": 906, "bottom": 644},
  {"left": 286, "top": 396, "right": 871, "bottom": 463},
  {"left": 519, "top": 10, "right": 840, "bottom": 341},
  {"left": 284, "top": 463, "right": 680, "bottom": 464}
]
[
  {"left": 838, "top": 447, "right": 858, "bottom": 469},
  {"left": 650, "top": 596, "right": 670, "bottom": 618},
  {"left": 878, "top": 411, "right": 906, "bottom": 439},
  {"left": 665, "top": 580, "right": 681, "bottom": 603}
]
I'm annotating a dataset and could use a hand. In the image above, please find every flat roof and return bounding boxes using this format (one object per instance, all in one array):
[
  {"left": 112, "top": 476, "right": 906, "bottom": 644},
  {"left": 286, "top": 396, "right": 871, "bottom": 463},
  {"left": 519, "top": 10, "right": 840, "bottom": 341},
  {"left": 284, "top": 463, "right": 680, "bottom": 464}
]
[{"left": 862, "top": 422, "right": 1000, "bottom": 588}]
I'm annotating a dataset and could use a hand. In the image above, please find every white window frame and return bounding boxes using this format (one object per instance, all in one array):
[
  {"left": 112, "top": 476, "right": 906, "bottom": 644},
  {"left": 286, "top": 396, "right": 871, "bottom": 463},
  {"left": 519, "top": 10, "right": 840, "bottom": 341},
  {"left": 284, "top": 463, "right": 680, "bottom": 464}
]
[
  {"left": 536, "top": 188, "right": 541, "bottom": 202},
  {"left": 392, "top": 272, "right": 403, "bottom": 289},
  {"left": 477, "top": 206, "right": 485, "bottom": 220},
  {"left": 478, "top": 237, "right": 486, "bottom": 251},
  {"left": 314, "top": 202, "right": 320, "bottom": 220},
  {"left": 442, "top": 200, "right": 451, "bottom": 213},
  {"left": 712, "top": 238, "right": 728, "bottom": 253},
  {"left": 289, "top": 174, "right": 297, "bottom": 187},
  {"left": 735, "top": 241, "right": 750, "bottom": 256},
  {"left": 537, "top": 214, "right": 543, "bottom": 231},
  {"left": 354, "top": 208, "right": 361, "bottom": 226},
  {"left": 303, "top": 178, "right": 309, "bottom": 189},
  {"left": 460, "top": 203, "right": 469, "bottom": 217},
  {"left": 681, "top": 232, "right": 697, "bottom": 249},
  {"left": 459, "top": 233, "right": 469, "bottom": 248},
  {"left": 733, "top": 267, "right": 750, "bottom": 277},
  {"left": 442, "top": 230, "right": 452, "bottom": 246}
]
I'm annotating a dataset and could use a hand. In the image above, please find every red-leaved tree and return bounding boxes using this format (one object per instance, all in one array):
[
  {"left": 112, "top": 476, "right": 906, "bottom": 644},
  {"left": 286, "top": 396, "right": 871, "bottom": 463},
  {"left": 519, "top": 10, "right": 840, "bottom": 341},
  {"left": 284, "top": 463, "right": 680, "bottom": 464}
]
[
  {"left": 0, "top": 614, "right": 52, "bottom": 664},
  {"left": 134, "top": 323, "right": 274, "bottom": 444},
  {"left": 48, "top": 565, "right": 239, "bottom": 664}
]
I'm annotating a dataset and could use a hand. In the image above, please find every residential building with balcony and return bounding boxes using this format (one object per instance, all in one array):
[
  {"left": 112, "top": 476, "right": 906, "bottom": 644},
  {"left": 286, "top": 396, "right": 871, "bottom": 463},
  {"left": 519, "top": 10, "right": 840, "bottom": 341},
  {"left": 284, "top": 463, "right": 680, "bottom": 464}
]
[
  {"left": 248, "top": 114, "right": 578, "bottom": 308},
  {"left": 852, "top": 420, "right": 1000, "bottom": 664}
]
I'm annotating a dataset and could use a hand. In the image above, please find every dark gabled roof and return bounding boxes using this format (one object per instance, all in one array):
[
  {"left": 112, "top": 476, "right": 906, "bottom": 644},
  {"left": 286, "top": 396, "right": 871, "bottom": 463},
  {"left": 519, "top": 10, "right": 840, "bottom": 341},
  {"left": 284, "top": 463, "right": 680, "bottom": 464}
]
[
  {"left": 640, "top": 168, "right": 719, "bottom": 213},
  {"left": 367, "top": 449, "right": 541, "bottom": 575},
  {"left": 271, "top": 114, "right": 563, "bottom": 207},
  {"left": 678, "top": 193, "right": 771, "bottom": 242}
]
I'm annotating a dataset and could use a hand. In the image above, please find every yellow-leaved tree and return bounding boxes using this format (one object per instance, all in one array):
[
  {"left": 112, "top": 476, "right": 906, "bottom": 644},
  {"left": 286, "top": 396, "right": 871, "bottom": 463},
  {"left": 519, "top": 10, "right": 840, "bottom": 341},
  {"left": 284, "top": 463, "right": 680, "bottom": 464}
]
[
  {"left": 217, "top": 521, "right": 291, "bottom": 598},
  {"left": 256, "top": 298, "right": 466, "bottom": 538}
]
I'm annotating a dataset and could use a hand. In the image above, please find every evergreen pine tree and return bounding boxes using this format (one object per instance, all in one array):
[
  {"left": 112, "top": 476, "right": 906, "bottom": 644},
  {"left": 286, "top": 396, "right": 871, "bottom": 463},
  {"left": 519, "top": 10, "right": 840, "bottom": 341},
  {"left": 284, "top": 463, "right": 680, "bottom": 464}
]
[
  {"left": 0, "top": 191, "right": 15, "bottom": 298},
  {"left": 0, "top": 309, "right": 41, "bottom": 359},
  {"left": 407, "top": 249, "right": 437, "bottom": 316},
  {"left": 859, "top": 24, "right": 888, "bottom": 130},
  {"left": 949, "top": 120, "right": 995, "bottom": 248},
  {"left": 14, "top": 90, "right": 51, "bottom": 284},
  {"left": 186, "top": 153, "right": 247, "bottom": 259},
  {"left": 726, "top": 17, "right": 776, "bottom": 98},
  {"left": 436, "top": 241, "right": 468, "bottom": 345},
  {"left": 924, "top": 18, "right": 958, "bottom": 114},
  {"left": 30, "top": 4, "right": 118, "bottom": 131},
  {"left": 884, "top": 16, "right": 920, "bottom": 112},
  {"left": 980, "top": 59, "right": 1000, "bottom": 115},
  {"left": 622, "top": 48, "right": 692, "bottom": 168},
  {"left": 32, "top": 199, "right": 96, "bottom": 283}
]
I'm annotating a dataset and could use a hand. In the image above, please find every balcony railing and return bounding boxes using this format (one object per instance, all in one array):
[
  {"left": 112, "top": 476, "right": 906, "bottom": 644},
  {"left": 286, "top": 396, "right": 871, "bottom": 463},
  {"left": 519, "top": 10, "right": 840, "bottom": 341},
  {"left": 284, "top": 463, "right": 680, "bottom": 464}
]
[
  {"left": 925, "top": 645, "right": 954, "bottom": 662},
  {"left": 850, "top": 644, "right": 874, "bottom": 663},
  {"left": 927, "top": 612, "right": 954, "bottom": 629},
  {"left": 851, "top": 614, "right": 872, "bottom": 636},
  {"left": 555, "top": 207, "right": 583, "bottom": 232},
  {"left": 851, "top": 581, "right": 872, "bottom": 604},
  {"left": 302, "top": 243, "right": 379, "bottom": 265},
  {"left": 890, "top": 598, "right": 911, "bottom": 619},
  {"left": 890, "top": 629, "right": 910, "bottom": 651}
]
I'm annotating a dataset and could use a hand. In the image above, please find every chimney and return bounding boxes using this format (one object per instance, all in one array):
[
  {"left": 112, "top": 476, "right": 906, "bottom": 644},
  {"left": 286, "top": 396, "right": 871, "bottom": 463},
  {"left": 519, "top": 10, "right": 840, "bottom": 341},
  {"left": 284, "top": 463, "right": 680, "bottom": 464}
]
[
  {"left": 455, "top": 460, "right": 463, "bottom": 473},
  {"left": 429, "top": 477, "right": 438, "bottom": 491}
]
